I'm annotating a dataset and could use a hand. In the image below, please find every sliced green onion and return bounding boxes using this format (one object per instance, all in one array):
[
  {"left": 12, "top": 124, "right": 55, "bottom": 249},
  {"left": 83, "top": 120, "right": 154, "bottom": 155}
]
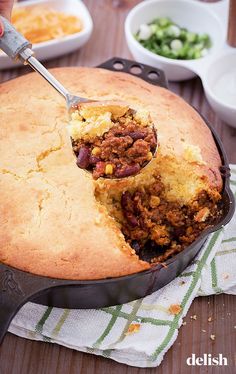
[{"left": 135, "top": 17, "right": 211, "bottom": 60}]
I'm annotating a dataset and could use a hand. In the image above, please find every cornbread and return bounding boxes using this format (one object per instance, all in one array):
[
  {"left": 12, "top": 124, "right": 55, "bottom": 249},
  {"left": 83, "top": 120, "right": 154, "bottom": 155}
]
[{"left": 0, "top": 67, "right": 222, "bottom": 280}]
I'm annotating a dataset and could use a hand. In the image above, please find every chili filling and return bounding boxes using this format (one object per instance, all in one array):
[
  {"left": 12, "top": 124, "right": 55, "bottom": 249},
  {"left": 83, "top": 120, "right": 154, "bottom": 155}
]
[
  {"left": 119, "top": 177, "right": 222, "bottom": 263},
  {"left": 71, "top": 109, "right": 157, "bottom": 179}
]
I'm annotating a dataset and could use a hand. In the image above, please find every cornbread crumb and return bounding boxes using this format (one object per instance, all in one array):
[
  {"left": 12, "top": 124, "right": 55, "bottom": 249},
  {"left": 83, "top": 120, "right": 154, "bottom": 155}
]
[
  {"left": 71, "top": 110, "right": 82, "bottom": 121},
  {"left": 191, "top": 315, "right": 197, "bottom": 320},
  {"left": 125, "top": 323, "right": 141, "bottom": 335},
  {"left": 68, "top": 111, "right": 113, "bottom": 140},
  {"left": 208, "top": 316, "right": 212, "bottom": 322},
  {"left": 182, "top": 321, "right": 187, "bottom": 326},
  {"left": 202, "top": 329, "right": 206, "bottom": 333},
  {"left": 194, "top": 207, "right": 210, "bottom": 222},
  {"left": 222, "top": 272, "right": 229, "bottom": 280},
  {"left": 134, "top": 109, "right": 151, "bottom": 126},
  {"left": 168, "top": 304, "right": 182, "bottom": 315},
  {"left": 79, "top": 102, "right": 129, "bottom": 120},
  {"left": 210, "top": 334, "right": 215, "bottom": 341}
]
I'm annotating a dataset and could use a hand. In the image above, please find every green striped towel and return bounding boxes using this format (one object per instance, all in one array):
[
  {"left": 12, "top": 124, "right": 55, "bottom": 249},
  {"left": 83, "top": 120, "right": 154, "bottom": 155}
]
[{"left": 9, "top": 165, "right": 236, "bottom": 368}]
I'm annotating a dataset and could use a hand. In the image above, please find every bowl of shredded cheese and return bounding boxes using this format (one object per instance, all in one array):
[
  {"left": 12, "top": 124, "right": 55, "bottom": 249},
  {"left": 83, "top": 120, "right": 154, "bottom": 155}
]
[{"left": 0, "top": 0, "right": 93, "bottom": 69}]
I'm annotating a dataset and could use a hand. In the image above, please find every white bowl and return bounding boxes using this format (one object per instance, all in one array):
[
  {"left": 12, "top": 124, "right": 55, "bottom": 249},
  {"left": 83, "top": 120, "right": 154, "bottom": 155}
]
[
  {"left": 125, "top": 0, "right": 226, "bottom": 81},
  {"left": 0, "top": 0, "right": 93, "bottom": 70},
  {"left": 203, "top": 51, "right": 236, "bottom": 128}
]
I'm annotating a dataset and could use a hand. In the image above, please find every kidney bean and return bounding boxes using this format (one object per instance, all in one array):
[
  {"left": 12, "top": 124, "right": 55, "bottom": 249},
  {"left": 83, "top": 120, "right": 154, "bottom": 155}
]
[
  {"left": 89, "top": 156, "right": 101, "bottom": 165},
  {"left": 121, "top": 191, "right": 136, "bottom": 214},
  {"left": 126, "top": 131, "right": 146, "bottom": 140},
  {"left": 76, "top": 146, "right": 90, "bottom": 169},
  {"left": 121, "top": 191, "right": 131, "bottom": 209},
  {"left": 125, "top": 212, "right": 139, "bottom": 227},
  {"left": 114, "top": 164, "right": 141, "bottom": 178}
]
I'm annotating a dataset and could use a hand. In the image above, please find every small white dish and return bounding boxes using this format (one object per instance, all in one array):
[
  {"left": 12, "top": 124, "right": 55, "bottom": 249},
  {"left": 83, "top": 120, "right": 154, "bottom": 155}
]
[
  {"left": 203, "top": 51, "right": 236, "bottom": 128},
  {"left": 125, "top": 0, "right": 228, "bottom": 81},
  {"left": 0, "top": 0, "right": 93, "bottom": 70},
  {"left": 125, "top": 0, "right": 236, "bottom": 127}
]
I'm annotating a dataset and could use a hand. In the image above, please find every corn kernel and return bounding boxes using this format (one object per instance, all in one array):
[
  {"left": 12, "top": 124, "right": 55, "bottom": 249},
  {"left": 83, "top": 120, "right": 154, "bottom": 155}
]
[
  {"left": 150, "top": 195, "right": 160, "bottom": 207},
  {"left": 147, "top": 151, "right": 153, "bottom": 161},
  {"left": 105, "top": 164, "right": 114, "bottom": 175},
  {"left": 91, "top": 147, "right": 101, "bottom": 156}
]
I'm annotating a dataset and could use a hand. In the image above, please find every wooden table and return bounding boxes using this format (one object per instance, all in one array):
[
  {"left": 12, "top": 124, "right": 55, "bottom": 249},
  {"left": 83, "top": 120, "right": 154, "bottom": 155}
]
[{"left": 0, "top": 1, "right": 235, "bottom": 373}]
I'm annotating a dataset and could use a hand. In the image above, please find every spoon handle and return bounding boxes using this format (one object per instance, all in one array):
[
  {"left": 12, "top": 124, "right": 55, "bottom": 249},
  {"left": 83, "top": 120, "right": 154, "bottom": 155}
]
[
  {"left": 0, "top": 16, "right": 32, "bottom": 60},
  {"left": 27, "top": 55, "right": 70, "bottom": 100},
  {"left": 0, "top": 16, "right": 70, "bottom": 101}
]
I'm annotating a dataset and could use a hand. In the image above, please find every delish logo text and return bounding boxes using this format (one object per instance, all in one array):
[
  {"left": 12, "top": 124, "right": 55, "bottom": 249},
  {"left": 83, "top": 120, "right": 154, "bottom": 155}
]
[{"left": 186, "top": 353, "right": 228, "bottom": 366}]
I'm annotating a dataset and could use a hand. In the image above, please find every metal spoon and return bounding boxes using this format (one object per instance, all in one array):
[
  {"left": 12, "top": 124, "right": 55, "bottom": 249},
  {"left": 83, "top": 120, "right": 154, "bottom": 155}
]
[
  {"left": 0, "top": 16, "right": 157, "bottom": 178},
  {"left": 0, "top": 16, "right": 94, "bottom": 109}
]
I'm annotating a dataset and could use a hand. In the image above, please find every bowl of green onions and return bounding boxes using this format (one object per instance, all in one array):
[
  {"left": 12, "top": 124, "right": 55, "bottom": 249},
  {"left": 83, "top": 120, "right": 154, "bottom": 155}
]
[{"left": 125, "top": 0, "right": 226, "bottom": 81}]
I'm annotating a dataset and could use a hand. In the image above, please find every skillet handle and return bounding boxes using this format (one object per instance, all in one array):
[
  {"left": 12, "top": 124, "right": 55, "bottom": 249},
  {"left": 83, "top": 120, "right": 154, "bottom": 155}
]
[
  {"left": 0, "top": 263, "right": 63, "bottom": 344},
  {"left": 97, "top": 57, "right": 169, "bottom": 89}
]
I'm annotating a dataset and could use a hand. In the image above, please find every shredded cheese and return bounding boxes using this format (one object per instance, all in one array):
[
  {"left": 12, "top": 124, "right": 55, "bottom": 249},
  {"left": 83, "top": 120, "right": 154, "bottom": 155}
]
[{"left": 12, "top": 6, "right": 83, "bottom": 44}]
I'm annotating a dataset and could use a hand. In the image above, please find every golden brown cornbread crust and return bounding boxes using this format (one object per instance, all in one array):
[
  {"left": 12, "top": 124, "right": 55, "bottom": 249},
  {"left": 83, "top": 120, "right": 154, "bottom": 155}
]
[{"left": 0, "top": 67, "right": 222, "bottom": 280}]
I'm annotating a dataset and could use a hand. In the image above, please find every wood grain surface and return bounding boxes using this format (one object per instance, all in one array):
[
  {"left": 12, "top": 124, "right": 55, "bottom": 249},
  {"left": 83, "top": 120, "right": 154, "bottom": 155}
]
[{"left": 0, "top": 1, "right": 235, "bottom": 373}]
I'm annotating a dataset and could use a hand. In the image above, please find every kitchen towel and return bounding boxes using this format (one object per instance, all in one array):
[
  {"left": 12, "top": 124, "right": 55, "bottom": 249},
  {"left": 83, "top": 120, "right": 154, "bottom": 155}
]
[{"left": 8, "top": 165, "right": 236, "bottom": 368}]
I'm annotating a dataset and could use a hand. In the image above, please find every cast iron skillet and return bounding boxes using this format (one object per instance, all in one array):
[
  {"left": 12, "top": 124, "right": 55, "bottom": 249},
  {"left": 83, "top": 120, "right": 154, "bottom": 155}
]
[{"left": 0, "top": 58, "right": 234, "bottom": 344}]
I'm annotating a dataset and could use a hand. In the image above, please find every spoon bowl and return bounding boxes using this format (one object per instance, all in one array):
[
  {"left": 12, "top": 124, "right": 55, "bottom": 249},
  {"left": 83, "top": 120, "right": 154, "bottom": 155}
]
[{"left": 69, "top": 101, "right": 158, "bottom": 179}]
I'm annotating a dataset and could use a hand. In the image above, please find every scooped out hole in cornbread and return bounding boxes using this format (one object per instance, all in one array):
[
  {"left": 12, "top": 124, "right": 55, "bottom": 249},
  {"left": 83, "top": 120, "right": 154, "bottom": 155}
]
[
  {"left": 95, "top": 162, "right": 223, "bottom": 265},
  {"left": 120, "top": 181, "right": 222, "bottom": 263}
]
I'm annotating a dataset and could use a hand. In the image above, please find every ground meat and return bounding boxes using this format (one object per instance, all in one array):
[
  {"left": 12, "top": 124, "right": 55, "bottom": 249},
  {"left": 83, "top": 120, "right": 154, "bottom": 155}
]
[
  {"left": 72, "top": 110, "right": 157, "bottom": 179},
  {"left": 100, "top": 136, "right": 133, "bottom": 158},
  {"left": 166, "top": 210, "right": 186, "bottom": 227},
  {"left": 126, "top": 139, "right": 150, "bottom": 160},
  {"left": 120, "top": 179, "right": 222, "bottom": 264}
]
